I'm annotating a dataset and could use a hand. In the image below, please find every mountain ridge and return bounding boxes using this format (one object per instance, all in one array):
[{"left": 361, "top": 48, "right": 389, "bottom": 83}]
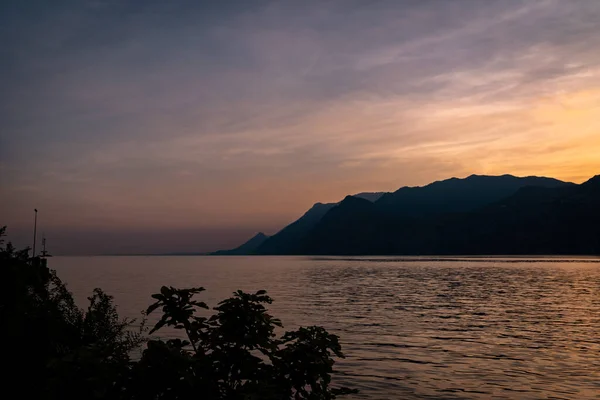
[
  {"left": 210, "top": 232, "right": 269, "bottom": 255},
  {"left": 209, "top": 174, "right": 599, "bottom": 256},
  {"left": 219, "top": 192, "right": 386, "bottom": 255},
  {"left": 295, "top": 175, "right": 596, "bottom": 255}
]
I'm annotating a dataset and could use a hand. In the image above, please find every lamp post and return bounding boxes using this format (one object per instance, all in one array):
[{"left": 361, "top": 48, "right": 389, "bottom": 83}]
[{"left": 32, "top": 208, "right": 38, "bottom": 258}]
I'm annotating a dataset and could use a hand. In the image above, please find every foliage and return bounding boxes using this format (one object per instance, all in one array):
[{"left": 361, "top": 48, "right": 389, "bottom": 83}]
[
  {"left": 1, "top": 226, "right": 357, "bottom": 399},
  {"left": 1, "top": 226, "right": 144, "bottom": 399},
  {"left": 131, "top": 287, "right": 357, "bottom": 399}
]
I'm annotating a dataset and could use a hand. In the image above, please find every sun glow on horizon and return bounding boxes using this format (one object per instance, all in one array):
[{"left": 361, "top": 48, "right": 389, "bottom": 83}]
[{"left": 2, "top": 0, "right": 600, "bottom": 253}]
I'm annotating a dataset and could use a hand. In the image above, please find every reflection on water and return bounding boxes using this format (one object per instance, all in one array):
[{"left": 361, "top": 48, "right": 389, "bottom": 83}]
[{"left": 54, "top": 256, "right": 600, "bottom": 399}]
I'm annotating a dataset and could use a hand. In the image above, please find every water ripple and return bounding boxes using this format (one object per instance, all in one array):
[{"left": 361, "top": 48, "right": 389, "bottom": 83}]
[{"left": 54, "top": 256, "right": 600, "bottom": 399}]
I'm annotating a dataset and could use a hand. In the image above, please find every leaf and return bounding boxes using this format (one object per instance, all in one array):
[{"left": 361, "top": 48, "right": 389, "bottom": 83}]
[
  {"left": 148, "top": 318, "right": 167, "bottom": 335},
  {"left": 160, "top": 286, "right": 171, "bottom": 296},
  {"left": 146, "top": 302, "right": 160, "bottom": 315},
  {"left": 190, "top": 301, "right": 209, "bottom": 309}
]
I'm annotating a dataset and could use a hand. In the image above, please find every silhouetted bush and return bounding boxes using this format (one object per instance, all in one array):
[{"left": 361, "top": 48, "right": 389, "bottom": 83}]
[
  {"left": 1, "top": 226, "right": 356, "bottom": 399},
  {"left": 1, "top": 226, "right": 144, "bottom": 399}
]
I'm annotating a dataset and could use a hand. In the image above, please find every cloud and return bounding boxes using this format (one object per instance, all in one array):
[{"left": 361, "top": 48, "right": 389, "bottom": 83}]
[{"left": 2, "top": 0, "right": 600, "bottom": 253}]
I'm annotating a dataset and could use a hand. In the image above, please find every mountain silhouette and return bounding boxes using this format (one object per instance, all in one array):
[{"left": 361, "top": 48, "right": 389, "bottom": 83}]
[
  {"left": 212, "top": 174, "right": 600, "bottom": 256},
  {"left": 427, "top": 174, "right": 600, "bottom": 255},
  {"left": 353, "top": 192, "right": 386, "bottom": 202},
  {"left": 375, "top": 174, "right": 570, "bottom": 217},
  {"left": 210, "top": 192, "right": 387, "bottom": 255},
  {"left": 254, "top": 192, "right": 386, "bottom": 254},
  {"left": 210, "top": 232, "right": 269, "bottom": 255},
  {"left": 254, "top": 202, "right": 337, "bottom": 255},
  {"left": 295, "top": 175, "right": 597, "bottom": 255}
]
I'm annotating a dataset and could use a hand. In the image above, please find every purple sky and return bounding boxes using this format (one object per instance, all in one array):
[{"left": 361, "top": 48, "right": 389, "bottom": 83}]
[{"left": 2, "top": 0, "right": 600, "bottom": 254}]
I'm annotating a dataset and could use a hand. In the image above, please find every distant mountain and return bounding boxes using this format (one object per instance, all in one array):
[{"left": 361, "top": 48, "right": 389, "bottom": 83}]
[
  {"left": 213, "top": 192, "right": 386, "bottom": 256},
  {"left": 444, "top": 174, "right": 600, "bottom": 255},
  {"left": 375, "top": 174, "right": 570, "bottom": 217},
  {"left": 295, "top": 175, "right": 598, "bottom": 255},
  {"left": 353, "top": 192, "right": 385, "bottom": 202},
  {"left": 256, "top": 202, "right": 337, "bottom": 255},
  {"left": 254, "top": 192, "right": 386, "bottom": 255},
  {"left": 210, "top": 232, "right": 269, "bottom": 255},
  {"left": 296, "top": 195, "right": 383, "bottom": 255},
  {"left": 269, "top": 174, "right": 571, "bottom": 255},
  {"left": 212, "top": 174, "right": 595, "bottom": 256}
]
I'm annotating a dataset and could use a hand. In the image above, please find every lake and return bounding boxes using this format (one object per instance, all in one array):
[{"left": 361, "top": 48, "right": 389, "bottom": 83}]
[{"left": 53, "top": 256, "right": 600, "bottom": 399}]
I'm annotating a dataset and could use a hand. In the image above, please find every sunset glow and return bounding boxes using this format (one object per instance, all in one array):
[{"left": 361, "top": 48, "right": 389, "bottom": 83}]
[{"left": 1, "top": 1, "right": 599, "bottom": 254}]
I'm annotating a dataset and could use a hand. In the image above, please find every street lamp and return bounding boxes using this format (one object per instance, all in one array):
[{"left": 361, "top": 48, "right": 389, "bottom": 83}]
[{"left": 32, "top": 208, "right": 38, "bottom": 258}]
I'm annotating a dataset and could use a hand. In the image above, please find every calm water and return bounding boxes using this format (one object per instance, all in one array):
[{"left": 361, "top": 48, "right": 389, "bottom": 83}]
[{"left": 53, "top": 256, "right": 600, "bottom": 399}]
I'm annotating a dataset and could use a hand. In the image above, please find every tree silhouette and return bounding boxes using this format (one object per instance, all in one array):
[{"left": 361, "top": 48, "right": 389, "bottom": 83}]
[{"left": 1, "top": 226, "right": 357, "bottom": 399}]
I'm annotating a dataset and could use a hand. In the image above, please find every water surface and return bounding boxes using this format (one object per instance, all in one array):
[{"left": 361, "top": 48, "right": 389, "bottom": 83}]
[{"left": 53, "top": 256, "right": 600, "bottom": 399}]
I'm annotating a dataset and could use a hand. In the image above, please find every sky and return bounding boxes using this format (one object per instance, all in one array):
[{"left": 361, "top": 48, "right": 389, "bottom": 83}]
[{"left": 1, "top": 0, "right": 600, "bottom": 254}]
